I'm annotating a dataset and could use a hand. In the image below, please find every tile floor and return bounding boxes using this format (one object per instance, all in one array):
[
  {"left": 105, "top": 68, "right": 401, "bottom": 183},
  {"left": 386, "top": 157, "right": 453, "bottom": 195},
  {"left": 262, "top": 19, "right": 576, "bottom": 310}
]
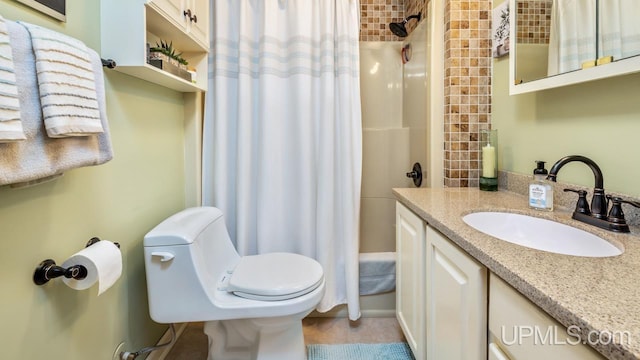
[{"left": 164, "top": 316, "right": 406, "bottom": 359}]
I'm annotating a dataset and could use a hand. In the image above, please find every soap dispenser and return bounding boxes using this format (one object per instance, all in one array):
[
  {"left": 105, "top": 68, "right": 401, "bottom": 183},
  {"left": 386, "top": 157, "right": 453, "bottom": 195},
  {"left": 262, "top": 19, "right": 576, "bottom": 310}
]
[{"left": 529, "top": 161, "right": 554, "bottom": 211}]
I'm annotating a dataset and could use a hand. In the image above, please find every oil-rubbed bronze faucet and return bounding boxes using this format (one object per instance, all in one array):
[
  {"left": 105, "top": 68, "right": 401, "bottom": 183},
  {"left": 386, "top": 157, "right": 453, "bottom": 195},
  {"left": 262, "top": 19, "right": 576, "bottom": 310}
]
[
  {"left": 547, "top": 155, "right": 639, "bottom": 233},
  {"left": 547, "top": 155, "right": 607, "bottom": 218}
]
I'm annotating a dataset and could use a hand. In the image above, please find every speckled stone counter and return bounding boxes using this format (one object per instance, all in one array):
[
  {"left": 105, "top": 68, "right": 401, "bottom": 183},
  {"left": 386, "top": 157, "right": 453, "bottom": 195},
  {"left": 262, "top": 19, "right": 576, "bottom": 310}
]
[{"left": 393, "top": 187, "right": 640, "bottom": 360}]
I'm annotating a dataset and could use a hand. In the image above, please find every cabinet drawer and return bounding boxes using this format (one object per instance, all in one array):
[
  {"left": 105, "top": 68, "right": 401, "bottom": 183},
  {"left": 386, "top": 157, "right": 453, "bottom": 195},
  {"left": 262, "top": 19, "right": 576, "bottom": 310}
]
[{"left": 489, "top": 273, "right": 604, "bottom": 360}]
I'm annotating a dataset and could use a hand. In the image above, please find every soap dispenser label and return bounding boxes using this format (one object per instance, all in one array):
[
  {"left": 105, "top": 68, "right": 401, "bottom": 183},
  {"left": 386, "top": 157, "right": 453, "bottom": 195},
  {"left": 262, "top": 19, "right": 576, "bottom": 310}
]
[{"left": 529, "top": 184, "right": 547, "bottom": 208}]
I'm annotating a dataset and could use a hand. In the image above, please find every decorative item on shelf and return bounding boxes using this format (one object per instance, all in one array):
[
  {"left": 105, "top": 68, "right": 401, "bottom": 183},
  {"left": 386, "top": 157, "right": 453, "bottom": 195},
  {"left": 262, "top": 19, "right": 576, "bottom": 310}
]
[
  {"left": 147, "top": 40, "right": 192, "bottom": 82},
  {"left": 187, "top": 67, "right": 197, "bottom": 83},
  {"left": 480, "top": 129, "right": 498, "bottom": 191}
]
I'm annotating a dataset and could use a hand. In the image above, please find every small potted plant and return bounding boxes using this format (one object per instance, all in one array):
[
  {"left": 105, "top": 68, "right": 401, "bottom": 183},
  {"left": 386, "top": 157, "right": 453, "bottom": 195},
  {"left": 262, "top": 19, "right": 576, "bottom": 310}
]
[{"left": 149, "top": 40, "right": 189, "bottom": 70}]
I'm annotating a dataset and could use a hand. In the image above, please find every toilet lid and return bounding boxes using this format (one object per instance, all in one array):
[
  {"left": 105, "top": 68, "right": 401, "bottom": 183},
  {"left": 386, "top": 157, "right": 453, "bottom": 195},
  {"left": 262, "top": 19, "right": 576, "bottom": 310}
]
[{"left": 227, "top": 252, "right": 324, "bottom": 301}]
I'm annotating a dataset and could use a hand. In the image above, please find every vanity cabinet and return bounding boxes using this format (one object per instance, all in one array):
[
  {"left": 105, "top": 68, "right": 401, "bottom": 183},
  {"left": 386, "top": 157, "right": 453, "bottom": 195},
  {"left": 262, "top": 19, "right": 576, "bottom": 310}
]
[
  {"left": 425, "top": 225, "right": 487, "bottom": 359},
  {"left": 488, "top": 273, "right": 605, "bottom": 360},
  {"left": 396, "top": 202, "right": 487, "bottom": 360},
  {"left": 396, "top": 202, "right": 426, "bottom": 360},
  {"left": 101, "top": 0, "right": 209, "bottom": 92}
]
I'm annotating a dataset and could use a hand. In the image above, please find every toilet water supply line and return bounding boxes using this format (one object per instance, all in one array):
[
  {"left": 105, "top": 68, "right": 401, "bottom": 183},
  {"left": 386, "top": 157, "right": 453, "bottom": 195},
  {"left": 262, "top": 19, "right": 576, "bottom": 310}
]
[{"left": 120, "top": 324, "right": 176, "bottom": 360}]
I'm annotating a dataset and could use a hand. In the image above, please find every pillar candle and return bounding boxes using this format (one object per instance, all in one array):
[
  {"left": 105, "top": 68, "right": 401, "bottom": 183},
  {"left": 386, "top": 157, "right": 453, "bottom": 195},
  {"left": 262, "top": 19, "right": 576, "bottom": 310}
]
[{"left": 482, "top": 144, "right": 496, "bottom": 178}]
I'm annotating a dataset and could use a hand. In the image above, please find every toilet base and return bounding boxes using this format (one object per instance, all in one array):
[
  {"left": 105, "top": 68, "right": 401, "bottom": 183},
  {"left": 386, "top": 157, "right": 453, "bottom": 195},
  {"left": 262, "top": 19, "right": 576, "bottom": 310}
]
[{"left": 204, "top": 314, "right": 307, "bottom": 360}]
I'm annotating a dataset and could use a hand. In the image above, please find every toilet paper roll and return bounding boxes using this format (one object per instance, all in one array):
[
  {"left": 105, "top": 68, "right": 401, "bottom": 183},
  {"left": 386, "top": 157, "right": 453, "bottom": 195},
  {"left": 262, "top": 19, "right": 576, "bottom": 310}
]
[{"left": 61, "top": 240, "right": 122, "bottom": 295}]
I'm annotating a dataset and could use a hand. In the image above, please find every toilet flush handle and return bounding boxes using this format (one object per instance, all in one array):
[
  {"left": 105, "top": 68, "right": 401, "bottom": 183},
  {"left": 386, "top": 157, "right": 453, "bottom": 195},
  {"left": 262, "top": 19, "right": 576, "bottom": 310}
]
[{"left": 151, "top": 251, "right": 175, "bottom": 262}]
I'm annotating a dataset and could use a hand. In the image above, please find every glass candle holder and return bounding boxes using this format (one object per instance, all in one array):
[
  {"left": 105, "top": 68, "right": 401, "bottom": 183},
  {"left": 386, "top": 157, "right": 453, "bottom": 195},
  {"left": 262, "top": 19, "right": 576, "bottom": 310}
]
[{"left": 480, "top": 129, "right": 498, "bottom": 191}]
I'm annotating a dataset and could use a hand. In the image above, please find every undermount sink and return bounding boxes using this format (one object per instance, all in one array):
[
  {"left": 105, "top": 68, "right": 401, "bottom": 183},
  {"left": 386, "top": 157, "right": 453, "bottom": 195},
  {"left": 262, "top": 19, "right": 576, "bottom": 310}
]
[{"left": 462, "top": 212, "right": 622, "bottom": 257}]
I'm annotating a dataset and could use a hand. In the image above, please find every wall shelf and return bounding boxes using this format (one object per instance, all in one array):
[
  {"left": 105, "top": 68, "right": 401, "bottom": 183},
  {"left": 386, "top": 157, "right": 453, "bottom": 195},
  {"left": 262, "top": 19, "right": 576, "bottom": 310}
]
[{"left": 101, "top": 0, "right": 209, "bottom": 93}]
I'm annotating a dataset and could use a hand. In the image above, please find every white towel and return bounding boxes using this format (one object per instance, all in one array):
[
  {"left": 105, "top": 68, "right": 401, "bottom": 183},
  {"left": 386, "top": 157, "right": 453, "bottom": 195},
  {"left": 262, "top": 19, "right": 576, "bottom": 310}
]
[
  {"left": 19, "top": 21, "right": 104, "bottom": 138},
  {"left": 0, "top": 14, "right": 25, "bottom": 142},
  {"left": 0, "top": 21, "right": 113, "bottom": 187}
]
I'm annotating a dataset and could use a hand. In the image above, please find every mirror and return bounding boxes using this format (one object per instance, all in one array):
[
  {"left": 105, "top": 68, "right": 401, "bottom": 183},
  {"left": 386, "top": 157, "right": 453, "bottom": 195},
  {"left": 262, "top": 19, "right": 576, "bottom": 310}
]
[{"left": 509, "top": 0, "right": 640, "bottom": 94}]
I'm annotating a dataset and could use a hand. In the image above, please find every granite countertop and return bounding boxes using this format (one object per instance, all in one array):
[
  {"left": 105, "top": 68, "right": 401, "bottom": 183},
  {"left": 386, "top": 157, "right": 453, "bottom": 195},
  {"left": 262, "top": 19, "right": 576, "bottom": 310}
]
[{"left": 393, "top": 187, "right": 640, "bottom": 360}]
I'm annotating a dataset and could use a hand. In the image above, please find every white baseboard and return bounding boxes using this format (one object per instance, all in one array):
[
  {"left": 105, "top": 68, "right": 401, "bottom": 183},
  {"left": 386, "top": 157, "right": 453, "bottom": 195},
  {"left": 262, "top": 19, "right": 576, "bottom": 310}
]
[{"left": 146, "top": 323, "right": 188, "bottom": 360}]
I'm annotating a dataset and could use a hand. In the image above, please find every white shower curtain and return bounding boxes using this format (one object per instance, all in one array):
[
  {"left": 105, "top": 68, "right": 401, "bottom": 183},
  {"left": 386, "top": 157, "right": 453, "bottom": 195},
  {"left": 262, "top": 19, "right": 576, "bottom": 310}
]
[
  {"left": 547, "top": 0, "right": 596, "bottom": 76},
  {"left": 202, "top": 0, "right": 363, "bottom": 320},
  {"left": 599, "top": 0, "right": 640, "bottom": 60}
]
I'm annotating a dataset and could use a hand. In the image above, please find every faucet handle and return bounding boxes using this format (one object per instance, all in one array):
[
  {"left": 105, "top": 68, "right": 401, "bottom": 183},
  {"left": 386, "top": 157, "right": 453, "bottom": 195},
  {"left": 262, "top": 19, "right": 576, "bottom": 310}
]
[
  {"left": 606, "top": 195, "right": 640, "bottom": 224},
  {"left": 564, "top": 188, "right": 590, "bottom": 215}
]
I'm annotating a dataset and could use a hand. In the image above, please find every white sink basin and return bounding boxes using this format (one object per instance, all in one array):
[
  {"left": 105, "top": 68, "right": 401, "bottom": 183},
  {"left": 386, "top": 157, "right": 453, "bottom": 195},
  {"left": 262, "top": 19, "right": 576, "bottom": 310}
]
[{"left": 462, "top": 212, "right": 622, "bottom": 257}]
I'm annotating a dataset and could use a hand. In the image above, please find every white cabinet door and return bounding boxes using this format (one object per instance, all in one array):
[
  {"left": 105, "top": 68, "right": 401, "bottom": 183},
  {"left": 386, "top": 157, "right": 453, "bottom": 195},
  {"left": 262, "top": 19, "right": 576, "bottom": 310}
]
[
  {"left": 489, "top": 273, "right": 605, "bottom": 360},
  {"left": 148, "top": 0, "right": 187, "bottom": 28},
  {"left": 148, "top": 0, "right": 208, "bottom": 48},
  {"left": 396, "top": 202, "right": 425, "bottom": 360},
  {"left": 489, "top": 342, "right": 512, "bottom": 360},
  {"left": 186, "top": 0, "right": 209, "bottom": 49},
  {"left": 426, "top": 225, "right": 487, "bottom": 360}
]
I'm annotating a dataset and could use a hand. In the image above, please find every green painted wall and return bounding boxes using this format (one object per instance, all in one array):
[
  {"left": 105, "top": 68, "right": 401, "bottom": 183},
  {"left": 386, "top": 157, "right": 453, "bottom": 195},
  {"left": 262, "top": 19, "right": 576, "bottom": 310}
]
[
  {"left": 0, "top": 1, "right": 186, "bottom": 358},
  {"left": 492, "top": 38, "right": 640, "bottom": 198}
]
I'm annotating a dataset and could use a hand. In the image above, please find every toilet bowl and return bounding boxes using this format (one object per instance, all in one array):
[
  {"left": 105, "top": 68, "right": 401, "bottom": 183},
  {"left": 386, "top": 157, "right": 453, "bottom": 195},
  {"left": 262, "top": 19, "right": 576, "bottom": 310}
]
[{"left": 143, "top": 207, "right": 325, "bottom": 360}]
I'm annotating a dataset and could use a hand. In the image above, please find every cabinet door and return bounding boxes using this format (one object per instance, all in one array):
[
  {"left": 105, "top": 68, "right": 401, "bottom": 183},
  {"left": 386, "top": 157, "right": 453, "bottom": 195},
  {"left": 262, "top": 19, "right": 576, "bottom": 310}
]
[
  {"left": 396, "top": 202, "right": 425, "bottom": 360},
  {"left": 186, "top": 0, "right": 209, "bottom": 48},
  {"left": 489, "top": 342, "right": 512, "bottom": 360},
  {"left": 148, "top": 0, "right": 188, "bottom": 29},
  {"left": 426, "top": 225, "right": 487, "bottom": 360}
]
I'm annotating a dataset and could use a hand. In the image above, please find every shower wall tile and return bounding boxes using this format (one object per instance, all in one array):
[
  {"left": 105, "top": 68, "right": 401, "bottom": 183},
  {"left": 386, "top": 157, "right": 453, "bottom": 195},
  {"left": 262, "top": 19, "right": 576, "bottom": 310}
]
[
  {"left": 444, "top": 0, "right": 493, "bottom": 188},
  {"left": 359, "top": 0, "right": 427, "bottom": 41},
  {"left": 360, "top": 197, "right": 397, "bottom": 252},
  {"left": 358, "top": 0, "right": 495, "bottom": 188},
  {"left": 404, "top": 0, "right": 427, "bottom": 35},
  {"left": 361, "top": 128, "right": 412, "bottom": 198},
  {"left": 403, "top": 20, "right": 429, "bottom": 177},
  {"left": 359, "top": 42, "right": 403, "bottom": 128},
  {"left": 360, "top": 0, "right": 406, "bottom": 41},
  {"left": 516, "top": 0, "right": 552, "bottom": 44}
]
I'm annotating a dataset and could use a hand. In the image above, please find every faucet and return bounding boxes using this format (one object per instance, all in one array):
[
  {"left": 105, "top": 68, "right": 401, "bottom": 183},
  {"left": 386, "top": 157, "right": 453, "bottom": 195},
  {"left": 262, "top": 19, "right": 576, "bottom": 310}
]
[
  {"left": 547, "top": 155, "right": 607, "bottom": 219},
  {"left": 547, "top": 155, "right": 640, "bottom": 233}
]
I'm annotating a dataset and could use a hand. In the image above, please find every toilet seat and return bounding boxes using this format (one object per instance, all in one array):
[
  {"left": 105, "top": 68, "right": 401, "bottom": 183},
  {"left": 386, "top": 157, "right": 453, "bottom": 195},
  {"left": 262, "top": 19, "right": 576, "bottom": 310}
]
[{"left": 226, "top": 252, "right": 324, "bottom": 301}]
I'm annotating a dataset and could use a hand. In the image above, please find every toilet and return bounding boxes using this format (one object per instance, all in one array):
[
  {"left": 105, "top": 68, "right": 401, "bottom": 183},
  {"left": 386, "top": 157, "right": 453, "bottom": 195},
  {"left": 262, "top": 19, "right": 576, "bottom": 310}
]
[{"left": 143, "top": 207, "right": 325, "bottom": 360}]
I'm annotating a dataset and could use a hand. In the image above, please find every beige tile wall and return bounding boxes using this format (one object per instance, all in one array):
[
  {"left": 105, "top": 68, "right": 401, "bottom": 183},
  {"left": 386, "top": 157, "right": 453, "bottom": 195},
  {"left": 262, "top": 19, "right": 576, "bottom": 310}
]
[
  {"left": 359, "top": 0, "right": 494, "bottom": 188},
  {"left": 360, "top": 0, "right": 406, "bottom": 41},
  {"left": 404, "top": 0, "right": 427, "bottom": 35},
  {"left": 359, "top": 0, "right": 426, "bottom": 41},
  {"left": 516, "top": 0, "right": 552, "bottom": 44},
  {"left": 444, "top": 0, "right": 493, "bottom": 187}
]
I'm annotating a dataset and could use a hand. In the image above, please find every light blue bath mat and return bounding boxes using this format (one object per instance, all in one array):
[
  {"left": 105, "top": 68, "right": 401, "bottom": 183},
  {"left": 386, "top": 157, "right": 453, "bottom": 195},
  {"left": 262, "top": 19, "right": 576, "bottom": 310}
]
[{"left": 307, "top": 342, "right": 415, "bottom": 360}]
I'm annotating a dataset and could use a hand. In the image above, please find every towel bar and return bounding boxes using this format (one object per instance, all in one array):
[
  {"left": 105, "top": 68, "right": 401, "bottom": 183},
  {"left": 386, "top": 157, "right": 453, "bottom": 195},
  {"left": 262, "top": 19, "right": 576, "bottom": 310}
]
[
  {"left": 101, "top": 58, "right": 116, "bottom": 69},
  {"left": 32, "top": 237, "right": 120, "bottom": 285}
]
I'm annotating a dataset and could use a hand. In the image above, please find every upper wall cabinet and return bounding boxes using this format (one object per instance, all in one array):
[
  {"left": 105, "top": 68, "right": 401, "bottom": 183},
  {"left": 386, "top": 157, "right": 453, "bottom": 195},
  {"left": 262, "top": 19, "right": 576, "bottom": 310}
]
[
  {"left": 101, "top": 0, "right": 209, "bottom": 92},
  {"left": 147, "top": 0, "right": 208, "bottom": 48},
  {"left": 509, "top": 0, "right": 640, "bottom": 94}
]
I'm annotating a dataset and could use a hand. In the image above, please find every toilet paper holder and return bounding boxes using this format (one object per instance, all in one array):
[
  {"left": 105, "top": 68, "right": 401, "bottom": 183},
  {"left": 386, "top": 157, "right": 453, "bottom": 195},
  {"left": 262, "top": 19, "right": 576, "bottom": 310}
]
[{"left": 33, "top": 237, "right": 120, "bottom": 286}]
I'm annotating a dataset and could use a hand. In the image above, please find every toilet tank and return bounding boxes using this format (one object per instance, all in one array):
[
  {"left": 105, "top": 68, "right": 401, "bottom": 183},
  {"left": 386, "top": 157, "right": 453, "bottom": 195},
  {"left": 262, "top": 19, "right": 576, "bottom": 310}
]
[{"left": 143, "top": 207, "right": 241, "bottom": 323}]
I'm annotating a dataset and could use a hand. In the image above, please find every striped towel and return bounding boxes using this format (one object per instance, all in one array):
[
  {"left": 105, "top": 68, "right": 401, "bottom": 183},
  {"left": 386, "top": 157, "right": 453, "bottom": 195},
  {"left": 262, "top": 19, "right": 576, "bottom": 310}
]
[
  {"left": 19, "top": 21, "right": 104, "bottom": 138},
  {"left": 0, "top": 14, "right": 25, "bottom": 142}
]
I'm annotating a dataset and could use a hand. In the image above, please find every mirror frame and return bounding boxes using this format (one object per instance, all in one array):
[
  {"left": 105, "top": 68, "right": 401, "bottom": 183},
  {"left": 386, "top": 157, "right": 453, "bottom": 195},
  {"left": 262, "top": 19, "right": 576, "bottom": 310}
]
[{"left": 509, "top": 0, "right": 640, "bottom": 95}]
